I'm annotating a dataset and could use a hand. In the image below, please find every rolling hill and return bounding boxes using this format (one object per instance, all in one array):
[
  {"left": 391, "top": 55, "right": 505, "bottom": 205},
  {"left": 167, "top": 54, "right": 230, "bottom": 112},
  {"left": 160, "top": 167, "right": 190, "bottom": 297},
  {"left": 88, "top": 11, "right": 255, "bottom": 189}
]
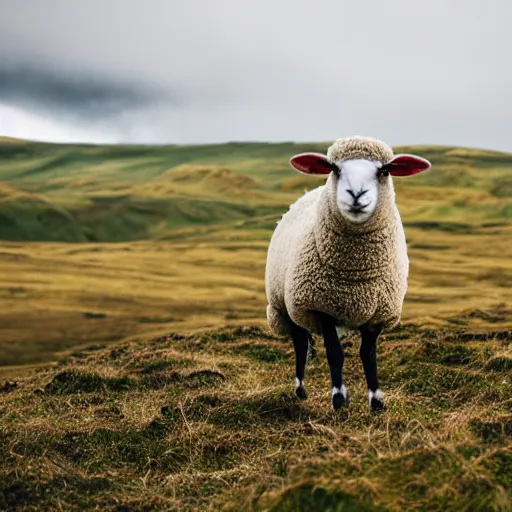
[{"left": 1, "top": 138, "right": 512, "bottom": 243}]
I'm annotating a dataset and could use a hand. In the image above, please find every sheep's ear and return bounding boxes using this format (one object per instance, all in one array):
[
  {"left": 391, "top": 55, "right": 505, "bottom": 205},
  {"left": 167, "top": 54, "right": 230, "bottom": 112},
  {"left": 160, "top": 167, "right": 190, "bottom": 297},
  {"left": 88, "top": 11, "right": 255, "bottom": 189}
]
[
  {"left": 289, "top": 153, "right": 337, "bottom": 175},
  {"left": 385, "top": 154, "right": 431, "bottom": 177}
]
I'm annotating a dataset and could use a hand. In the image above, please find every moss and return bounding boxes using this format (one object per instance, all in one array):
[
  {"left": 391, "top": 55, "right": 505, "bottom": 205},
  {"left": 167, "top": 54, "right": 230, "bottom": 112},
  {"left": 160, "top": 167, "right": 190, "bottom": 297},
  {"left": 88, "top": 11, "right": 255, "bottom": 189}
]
[
  {"left": 44, "top": 371, "right": 135, "bottom": 394},
  {"left": 235, "top": 343, "right": 288, "bottom": 363},
  {"left": 470, "top": 420, "right": 512, "bottom": 443},
  {"left": 266, "top": 484, "right": 388, "bottom": 512},
  {"left": 484, "top": 356, "right": 512, "bottom": 372}
]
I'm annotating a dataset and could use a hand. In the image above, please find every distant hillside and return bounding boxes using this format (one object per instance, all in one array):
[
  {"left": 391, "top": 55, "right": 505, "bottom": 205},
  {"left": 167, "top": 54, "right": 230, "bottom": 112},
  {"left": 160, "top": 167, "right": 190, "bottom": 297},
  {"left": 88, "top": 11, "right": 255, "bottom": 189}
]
[
  {"left": 1, "top": 138, "right": 511, "bottom": 242},
  {"left": 0, "top": 182, "right": 86, "bottom": 241}
]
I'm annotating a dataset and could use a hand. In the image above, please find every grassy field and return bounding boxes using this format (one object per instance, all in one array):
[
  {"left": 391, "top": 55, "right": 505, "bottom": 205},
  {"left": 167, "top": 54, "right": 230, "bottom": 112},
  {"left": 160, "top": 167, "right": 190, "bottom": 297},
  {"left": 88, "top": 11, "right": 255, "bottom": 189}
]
[
  {"left": 0, "top": 137, "right": 511, "bottom": 510},
  {"left": 0, "top": 320, "right": 511, "bottom": 511}
]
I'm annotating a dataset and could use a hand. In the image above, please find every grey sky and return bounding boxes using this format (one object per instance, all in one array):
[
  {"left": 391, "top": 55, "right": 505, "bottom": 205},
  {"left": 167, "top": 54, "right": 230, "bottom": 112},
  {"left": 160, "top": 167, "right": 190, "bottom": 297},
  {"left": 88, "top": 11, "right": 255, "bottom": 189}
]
[{"left": 0, "top": 0, "right": 511, "bottom": 150}]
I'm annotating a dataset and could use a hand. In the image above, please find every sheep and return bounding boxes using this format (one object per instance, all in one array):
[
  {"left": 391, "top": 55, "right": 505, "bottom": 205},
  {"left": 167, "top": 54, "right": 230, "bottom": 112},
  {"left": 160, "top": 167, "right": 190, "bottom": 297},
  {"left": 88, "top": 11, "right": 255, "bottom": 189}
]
[{"left": 265, "top": 136, "right": 431, "bottom": 411}]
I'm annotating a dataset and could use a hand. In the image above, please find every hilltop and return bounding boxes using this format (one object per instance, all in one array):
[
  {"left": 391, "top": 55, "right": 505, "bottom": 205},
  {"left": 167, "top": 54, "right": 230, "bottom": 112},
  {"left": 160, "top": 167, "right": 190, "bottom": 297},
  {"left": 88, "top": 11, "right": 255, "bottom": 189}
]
[{"left": 1, "top": 315, "right": 511, "bottom": 511}]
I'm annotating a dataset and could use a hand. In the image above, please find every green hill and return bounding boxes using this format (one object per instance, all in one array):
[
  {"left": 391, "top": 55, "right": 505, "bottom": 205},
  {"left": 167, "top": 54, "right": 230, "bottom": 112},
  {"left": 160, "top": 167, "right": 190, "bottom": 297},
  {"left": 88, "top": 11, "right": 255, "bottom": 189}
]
[
  {"left": 0, "top": 140, "right": 317, "bottom": 242},
  {"left": 1, "top": 139, "right": 511, "bottom": 242}
]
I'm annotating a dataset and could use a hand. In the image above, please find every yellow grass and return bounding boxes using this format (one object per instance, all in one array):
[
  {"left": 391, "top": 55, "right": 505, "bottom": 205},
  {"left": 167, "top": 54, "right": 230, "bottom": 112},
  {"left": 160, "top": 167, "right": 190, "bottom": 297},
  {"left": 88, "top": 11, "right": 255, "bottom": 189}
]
[{"left": 1, "top": 220, "right": 512, "bottom": 369}]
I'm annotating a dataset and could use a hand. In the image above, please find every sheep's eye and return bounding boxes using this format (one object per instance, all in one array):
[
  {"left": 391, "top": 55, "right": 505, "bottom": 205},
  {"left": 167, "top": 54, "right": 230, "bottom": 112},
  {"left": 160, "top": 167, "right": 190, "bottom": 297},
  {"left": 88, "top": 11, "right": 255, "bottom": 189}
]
[{"left": 377, "top": 165, "right": 389, "bottom": 178}]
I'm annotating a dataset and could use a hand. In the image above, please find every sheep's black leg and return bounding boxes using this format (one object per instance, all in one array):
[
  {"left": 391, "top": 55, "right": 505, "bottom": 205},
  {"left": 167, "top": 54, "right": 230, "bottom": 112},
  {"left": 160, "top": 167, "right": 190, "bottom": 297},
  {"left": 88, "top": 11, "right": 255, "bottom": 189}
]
[
  {"left": 319, "top": 313, "right": 347, "bottom": 410},
  {"left": 359, "top": 323, "right": 385, "bottom": 412},
  {"left": 290, "top": 322, "right": 309, "bottom": 400}
]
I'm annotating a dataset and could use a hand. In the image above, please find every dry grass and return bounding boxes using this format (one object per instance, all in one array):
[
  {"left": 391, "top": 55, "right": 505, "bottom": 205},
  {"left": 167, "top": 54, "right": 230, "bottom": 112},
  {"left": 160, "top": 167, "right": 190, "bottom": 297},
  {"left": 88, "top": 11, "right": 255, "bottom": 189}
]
[
  {"left": 0, "top": 318, "right": 511, "bottom": 511},
  {"left": 1, "top": 221, "right": 512, "bottom": 368},
  {"left": 0, "top": 239, "right": 268, "bottom": 367}
]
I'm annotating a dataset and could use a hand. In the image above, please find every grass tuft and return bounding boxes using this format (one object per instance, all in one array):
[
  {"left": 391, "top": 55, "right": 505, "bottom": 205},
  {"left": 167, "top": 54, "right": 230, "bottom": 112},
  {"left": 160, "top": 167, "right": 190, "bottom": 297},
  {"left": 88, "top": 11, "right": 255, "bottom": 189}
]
[{"left": 44, "top": 370, "right": 135, "bottom": 394}]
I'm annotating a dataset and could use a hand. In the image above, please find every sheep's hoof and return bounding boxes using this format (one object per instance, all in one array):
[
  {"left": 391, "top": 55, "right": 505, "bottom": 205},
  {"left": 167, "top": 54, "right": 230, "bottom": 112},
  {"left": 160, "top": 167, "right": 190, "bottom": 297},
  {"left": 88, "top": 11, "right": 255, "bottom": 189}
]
[
  {"left": 296, "top": 386, "right": 308, "bottom": 400},
  {"left": 370, "top": 398, "right": 385, "bottom": 412},
  {"left": 369, "top": 389, "right": 385, "bottom": 412},
  {"left": 332, "top": 385, "right": 348, "bottom": 410}
]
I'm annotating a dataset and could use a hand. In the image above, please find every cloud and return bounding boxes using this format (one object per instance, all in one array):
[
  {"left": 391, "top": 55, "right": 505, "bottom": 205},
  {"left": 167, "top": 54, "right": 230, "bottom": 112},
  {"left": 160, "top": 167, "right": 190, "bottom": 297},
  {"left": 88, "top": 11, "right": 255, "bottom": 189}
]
[
  {"left": 0, "top": 65, "right": 175, "bottom": 120},
  {"left": 0, "top": 0, "right": 511, "bottom": 150}
]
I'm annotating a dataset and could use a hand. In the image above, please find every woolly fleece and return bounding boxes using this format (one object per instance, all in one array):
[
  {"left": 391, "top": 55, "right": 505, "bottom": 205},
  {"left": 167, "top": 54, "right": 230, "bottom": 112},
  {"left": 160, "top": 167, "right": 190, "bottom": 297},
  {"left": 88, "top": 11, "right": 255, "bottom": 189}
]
[{"left": 265, "top": 136, "right": 409, "bottom": 336}]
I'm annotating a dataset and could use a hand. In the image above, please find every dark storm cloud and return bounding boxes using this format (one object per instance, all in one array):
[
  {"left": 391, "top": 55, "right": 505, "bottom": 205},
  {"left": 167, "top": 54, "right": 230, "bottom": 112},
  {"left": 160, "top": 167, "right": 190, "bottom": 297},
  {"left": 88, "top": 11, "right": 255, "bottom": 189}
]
[{"left": 0, "top": 64, "right": 175, "bottom": 119}]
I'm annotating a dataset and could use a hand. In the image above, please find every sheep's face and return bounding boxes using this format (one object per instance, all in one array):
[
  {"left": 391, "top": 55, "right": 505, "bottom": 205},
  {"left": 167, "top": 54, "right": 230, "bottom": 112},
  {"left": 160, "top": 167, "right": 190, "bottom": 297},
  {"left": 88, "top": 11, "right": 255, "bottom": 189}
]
[
  {"left": 335, "top": 158, "right": 385, "bottom": 224},
  {"left": 289, "top": 151, "right": 431, "bottom": 224}
]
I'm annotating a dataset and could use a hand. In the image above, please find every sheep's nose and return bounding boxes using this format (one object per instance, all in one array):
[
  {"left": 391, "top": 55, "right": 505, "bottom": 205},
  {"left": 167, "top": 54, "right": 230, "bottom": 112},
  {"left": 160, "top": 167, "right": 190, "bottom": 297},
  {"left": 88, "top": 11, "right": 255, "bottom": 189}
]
[{"left": 346, "top": 189, "right": 368, "bottom": 205}]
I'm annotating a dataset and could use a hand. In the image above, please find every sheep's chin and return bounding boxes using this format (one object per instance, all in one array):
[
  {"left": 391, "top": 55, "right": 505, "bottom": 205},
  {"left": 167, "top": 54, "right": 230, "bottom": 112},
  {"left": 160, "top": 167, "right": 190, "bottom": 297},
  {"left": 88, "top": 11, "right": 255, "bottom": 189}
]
[{"left": 338, "top": 206, "right": 373, "bottom": 224}]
